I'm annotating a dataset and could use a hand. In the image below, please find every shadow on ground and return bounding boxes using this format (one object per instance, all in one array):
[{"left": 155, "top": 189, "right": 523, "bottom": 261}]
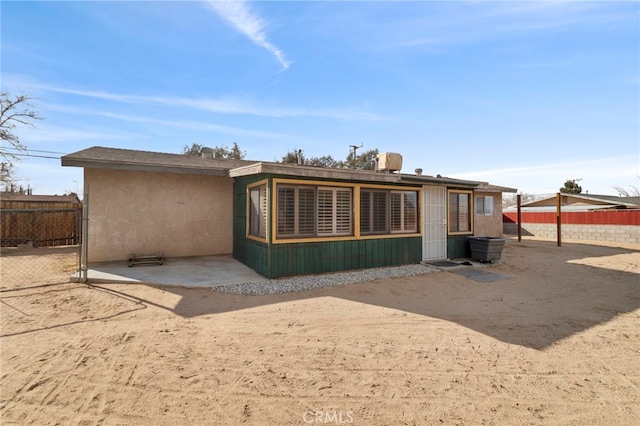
[{"left": 84, "top": 240, "right": 640, "bottom": 350}]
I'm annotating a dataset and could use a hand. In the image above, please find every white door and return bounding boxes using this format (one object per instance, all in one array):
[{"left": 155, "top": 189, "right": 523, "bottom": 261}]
[{"left": 422, "top": 186, "right": 447, "bottom": 260}]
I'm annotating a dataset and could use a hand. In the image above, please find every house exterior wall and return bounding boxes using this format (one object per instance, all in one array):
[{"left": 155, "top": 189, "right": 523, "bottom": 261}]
[
  {"left": 233, "top": 174, "right": 422, "bottom": 278},
  {"left": 444, "top": 190, "right": 506, "bottom": 259},
  {"left": 233, "top": 177, "right": 511, "bottom": 274},
  {"left": 473, "top": 191, "right": 504, "bottom": 237},
  {"left": 85, "top": 168, "right": 233, "bottom": 262},
  {"left": 447, "top": 235, "right": 471, "bottom": 259}
]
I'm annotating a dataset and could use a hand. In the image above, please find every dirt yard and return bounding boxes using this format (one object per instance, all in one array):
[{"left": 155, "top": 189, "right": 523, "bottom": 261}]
[{"left": 1, "top": 238, "right": 638, "bottom": 425}]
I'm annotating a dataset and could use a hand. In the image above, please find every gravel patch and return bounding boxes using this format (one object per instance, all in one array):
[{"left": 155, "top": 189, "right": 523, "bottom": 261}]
[{"left": 212, "top": 264, "right": 441, "bottom": 295}]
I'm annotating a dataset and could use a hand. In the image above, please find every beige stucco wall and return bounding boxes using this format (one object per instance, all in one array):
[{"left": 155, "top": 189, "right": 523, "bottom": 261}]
[
  {"left": 473, "top": 191, "right": 504, "bottom": 237},
  {"left": 85, "top": 168, "right": 233, "bottom": 263}
]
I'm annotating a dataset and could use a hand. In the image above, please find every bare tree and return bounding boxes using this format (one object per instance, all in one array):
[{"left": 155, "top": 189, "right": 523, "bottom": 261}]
[
  {"left": 1, "top": 162, "right": 17, "bottom": 191},
  {"left": 502, "top": 192, "right": 538, "bottom": 207},
  {"left": 612, "top": 176, "right": 640, "bottom": 197},
  {"left": 1, "top": 92, "right": 42, "bottom": 164}
]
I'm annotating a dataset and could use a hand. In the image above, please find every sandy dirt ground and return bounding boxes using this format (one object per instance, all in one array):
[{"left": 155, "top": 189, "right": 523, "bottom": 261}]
[{"left": 1, "top": 238, "right": 638, "bottom": 425}]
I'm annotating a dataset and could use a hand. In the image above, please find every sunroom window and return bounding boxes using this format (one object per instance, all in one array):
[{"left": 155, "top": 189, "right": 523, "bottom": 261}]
[
  {"left": 449, "top": 191, "right": 472, "bottom": 234},
  {"left": 277, "top": 185, "right": 353, "bottom": 239},
  {"left": 249, "top": 184, "right": 267, "bottom": 238},
  {"left": 391, "top": 191, "right": 418, "bottom": 233},
  {"left": 317, "top": 187, "right": 352, "bottom": 236},
  {"left": 360, "top": 190, "right": 388, "bottom": 234},
  {"left": 277, "top": 186, "right": 315, "bottom": 238},
  {"left": 361, "top": 189, "right": 418, "bottom": 235}
]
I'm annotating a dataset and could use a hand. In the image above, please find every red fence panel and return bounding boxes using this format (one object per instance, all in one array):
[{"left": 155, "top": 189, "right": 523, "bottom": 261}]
[{"left": 503, "top": 210, "right": 640, "bottom": 226}]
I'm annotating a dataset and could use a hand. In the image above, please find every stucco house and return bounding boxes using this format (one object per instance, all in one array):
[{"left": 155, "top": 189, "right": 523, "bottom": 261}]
[{"left": 62, "top": 146, "right": 516, "bottom": 278}]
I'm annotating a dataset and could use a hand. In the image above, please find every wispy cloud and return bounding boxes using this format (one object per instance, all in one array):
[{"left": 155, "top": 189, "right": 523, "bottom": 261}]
[
  {"left": 205, "top": 0, "right": 290, "bottom": 70},
  {"left": 28, "top": 82, "right": 382, "bottom": 121},
  {"left": 44, "top": 104, "right": 301, "bottom": 141},
  {"left": 16, "top": 122, "right": 151, "bottom": 145},
  {"left": 374, "top": 1, "right": 636, "bottom": 51}
]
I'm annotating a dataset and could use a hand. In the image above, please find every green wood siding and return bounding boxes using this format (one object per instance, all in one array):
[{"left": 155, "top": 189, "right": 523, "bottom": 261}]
[
  {"left": 447, "top": 235, "right": 471, "bottom": 259},
  {"left": 233, "top": 175, "right": 270, "bottom": 276},
  {"left": 268, "top": 237, "right": 421, "bottom": 278}
]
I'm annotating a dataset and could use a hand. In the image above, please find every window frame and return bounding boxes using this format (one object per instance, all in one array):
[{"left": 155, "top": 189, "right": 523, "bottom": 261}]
[
  {"left": 475, "top": 195, "right": 494, "bottom": 216},
  {"left": 276, "top": 184, "right": 316, "bottom": 239},
  {"left": 390, "top": 190, "right": 418, "bottom": 234},
  {"left": 360, "top": 189, "right": 389, "bottom": 235},
  {"left": 275, "top": 183, "right": 354, "bottom": 240},
  {"left": 361, "top": 188, "right": 418, "bottom": 235},
  {"left": 247, "top": 180, "right": 269, "bottom": 241},
  {"left": 448, "top": 190, "right": 473, "bottom": 235},
  {"left": 270, "top": 179, "right": 422, "bottom": 243},
  {"left": 317, "top": 186, "right": 353, "bottom": 237}
]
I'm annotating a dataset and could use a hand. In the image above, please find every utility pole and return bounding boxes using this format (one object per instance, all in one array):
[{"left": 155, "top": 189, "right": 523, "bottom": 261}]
[{"left": 349, "top": 144, "right": 363, "bottom": 169}]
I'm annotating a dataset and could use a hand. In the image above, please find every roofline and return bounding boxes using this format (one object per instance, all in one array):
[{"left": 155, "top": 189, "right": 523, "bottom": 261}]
[
  {"left": 521, "top": 193, "right": 639, "bottom": 207},
  {"left": 61, "top": 147, "right": 518, "bottom": 191},
  {"left": 229, "top": 162, "right": 404, "bottom": 183},
  {"left": 230, "top": 162, "right": 517, "bottom": 191},
  {"left": 399, "top": 174, "right": 480, "bottom": 188},
  {"left": 476, "top": 184, "right": 518, "bottom": 193},
  {"left": 570, "top": 193, "right": 639, "bottom": 206},
  {"left": 61, "top": 156, "right": 230, "bottom": 176}
]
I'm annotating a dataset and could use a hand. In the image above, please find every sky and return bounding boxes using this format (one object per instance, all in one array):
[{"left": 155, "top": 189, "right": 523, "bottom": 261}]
[{"left": 1, "top": 0, "right": 639, "bottom": 197}]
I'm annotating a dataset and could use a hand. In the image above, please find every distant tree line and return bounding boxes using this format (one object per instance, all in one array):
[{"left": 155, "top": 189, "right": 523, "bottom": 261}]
[
  {"left": 181, "top": 142, "right": 246, "bottom": 159},
  {"left": 279, "top": 147, "right": 379, "bottom": 170},
  {"left": 182, "top": 142, "right": 379, "bottom": 170}
]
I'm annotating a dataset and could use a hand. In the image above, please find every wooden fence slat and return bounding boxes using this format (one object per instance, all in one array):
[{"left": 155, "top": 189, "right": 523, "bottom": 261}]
[{"left": 1, "top": 209, "right": 82, "bottom": 248}]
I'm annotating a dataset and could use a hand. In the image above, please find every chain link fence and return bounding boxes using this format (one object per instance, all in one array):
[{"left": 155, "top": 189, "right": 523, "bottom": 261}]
[{"left": 0, "top": 209, "right": 82, "bottom": 289}]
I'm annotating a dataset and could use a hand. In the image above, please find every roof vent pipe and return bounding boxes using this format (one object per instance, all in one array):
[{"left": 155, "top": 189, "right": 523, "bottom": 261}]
[
  {"left": 297, "top": 149, "right": 303, "bottom": 165},
  {"left": 415, "top": 168, "right": 423, "bottom": 176}
]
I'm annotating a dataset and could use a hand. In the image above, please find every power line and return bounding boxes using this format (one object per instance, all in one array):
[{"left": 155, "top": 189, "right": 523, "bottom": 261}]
[
  {"left": 1, "top": 147, "right": 67, "bottom": 155},
  {"left": 1, "top": 152, "right": 60, "bottom": 160}
]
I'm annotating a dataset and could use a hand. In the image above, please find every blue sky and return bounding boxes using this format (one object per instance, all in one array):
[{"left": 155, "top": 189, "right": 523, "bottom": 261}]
[{"left": 2, "top": 0, "right": 638, "bottom": 196}]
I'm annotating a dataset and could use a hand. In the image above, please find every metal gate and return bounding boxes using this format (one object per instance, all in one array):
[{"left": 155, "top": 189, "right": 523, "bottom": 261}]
[{"left": 0, "top": 209, "right": 82, "bottom": 288}]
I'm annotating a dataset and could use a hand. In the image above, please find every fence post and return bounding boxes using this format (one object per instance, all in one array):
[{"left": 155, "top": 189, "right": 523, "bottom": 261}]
[
  {"left": 556, "top": 192, "right": 562, "bottom": 246},
  {"left": 517, "top": 194, "right": 522, "bottom": 242},
  {"left": 81, "top": 193, "right": 89, "bottom": 282}
]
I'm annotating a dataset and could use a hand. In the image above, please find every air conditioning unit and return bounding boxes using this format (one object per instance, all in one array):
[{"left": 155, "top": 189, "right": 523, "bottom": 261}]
[{"left": 376, "top": 152, "right": 403, "bottom": 172}]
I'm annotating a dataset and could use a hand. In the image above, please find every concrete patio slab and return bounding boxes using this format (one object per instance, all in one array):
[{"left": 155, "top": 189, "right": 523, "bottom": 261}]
[{"left": 86, "top": 255, "right": 266, "bottom": 288}]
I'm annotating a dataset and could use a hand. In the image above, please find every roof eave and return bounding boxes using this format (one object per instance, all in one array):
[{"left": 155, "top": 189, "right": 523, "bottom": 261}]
[
  {"left": 230, "top": 162, "right": 404, "bottom": 183},
  {"left": 61, "top": 157, "right": 230, "bottom": 176}
]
